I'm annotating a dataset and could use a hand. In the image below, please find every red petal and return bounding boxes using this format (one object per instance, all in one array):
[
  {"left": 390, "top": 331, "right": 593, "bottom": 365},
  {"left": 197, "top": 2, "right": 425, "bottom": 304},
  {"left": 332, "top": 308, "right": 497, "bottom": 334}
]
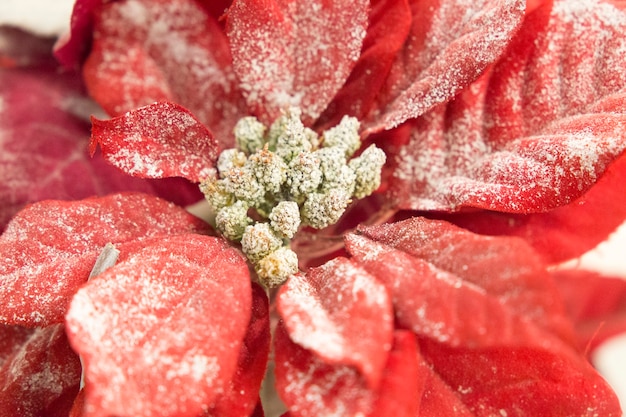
[
  {"left": 90, "top": 101, "right": 218, "bottom": 182},
  {"left": 387, "top": 0, "right": 626, "bottom": 213},
  {"left": 0, "top": 324, "right": 33, "bottom": 367},
  {"left": 204, "top": 283, "right": 271, "bottom": 417},
  {"left": 65, "top": 234, "right": 251, "bottom": 417},
  {"left": 346, "top": 217, "right": 622, "bottom": 415},
  {"left": 552, "top": 269, "right": 626, "bottom": 353},
  {"left": 420, "top": 338, "right": 622, "bottom": 416},
  {"left": 365, "top": 0, "right": 525, "bottom": 132},
  {"left": 274, "top": 322, "right": 374, "bottom": 416},
  {"left": 277, "top": 258, "right": 393, "bottom": 388},
  {"left": 417, "top": 361, "right": 475, "bottom": 416},
  {"left": 438, "top": 152, "right": 626, "bottom": 263},
  {"left": 0, "top": 54, "right": 202, "bottom": 232},
  {"left": 0, "top": 324, "right": 81, "bottom": 417},
  {"left": 275, "top": 322, "right": 424, "bottom": 417},
  {"left": 69, "top": 389, "right": 86, "bottom": 417},
  {"left": 368, "top": 330, "right": 422, "bottom": 417},
  {"left": 225, "top": 0, "right": 368, "bottom": 125},
  {"left": 315, "top": 0, "right": 412, "bottom": 129},
  {"left": 53, "top": 0, "right": 100, "bottom": 69},
  {"left": 275, "top": 324, "right": 420, "bottom": 417},
  {"left": 83, "top": 0, "right": 246, "bottom": 147},
  {"left": 0, "top": 193, "right": 211, "bottom": 327},
  {"left": 347, "top": 217, "right": 574, "bottom": 345}
]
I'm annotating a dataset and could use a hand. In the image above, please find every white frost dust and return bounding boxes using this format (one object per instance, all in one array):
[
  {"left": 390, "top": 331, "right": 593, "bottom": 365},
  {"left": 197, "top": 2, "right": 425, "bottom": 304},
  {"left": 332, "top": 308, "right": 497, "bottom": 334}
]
[{"left": 110, "top": 148, "right": 164, "bottom": 178}]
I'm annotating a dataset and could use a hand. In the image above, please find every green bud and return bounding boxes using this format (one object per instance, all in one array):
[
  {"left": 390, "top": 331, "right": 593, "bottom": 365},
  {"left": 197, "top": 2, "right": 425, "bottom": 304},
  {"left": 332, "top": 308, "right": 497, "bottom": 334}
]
[
  {"left": 215, "top": 201, "right": 251, "bottom": 241},
  {"left": 217, "top": 148, "right": 247, "bottom": 178},
  {"left": 256, "top": 246, "right": 299, "bottom": 288},
  {"left": 269, "top": 201, "right": 301, "bottom": 239},
  {"left": 322, "top": 115, "right": 361, "bottom": 158},
  {"left": 241, "top": 223, "right": 283, "bottom": 263},
  {"left": 301, "top": 189, "right": 352, "bottom": 229},
  {"left": 234, "top": 116, "right": 267, "bottom": 155},
  {"left": 350, "top": 144, "right": 387, "bottom": 198}
]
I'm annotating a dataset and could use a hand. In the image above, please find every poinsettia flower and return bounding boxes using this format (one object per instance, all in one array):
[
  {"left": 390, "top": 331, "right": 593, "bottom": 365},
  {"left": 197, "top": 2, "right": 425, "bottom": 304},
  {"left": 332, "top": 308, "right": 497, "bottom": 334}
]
[
  {"left": 2, "top": 0, "right": 626, "bottom": 415},
  {"left": 65, "top": 0, "right": 625, "bottom": 264}
]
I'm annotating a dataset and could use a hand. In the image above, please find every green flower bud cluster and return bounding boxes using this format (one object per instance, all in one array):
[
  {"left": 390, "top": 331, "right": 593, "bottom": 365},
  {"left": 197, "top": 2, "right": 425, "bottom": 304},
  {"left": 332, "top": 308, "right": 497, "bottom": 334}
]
[{"left": 200, "top": 108, "right": 386, "bottom": 288}]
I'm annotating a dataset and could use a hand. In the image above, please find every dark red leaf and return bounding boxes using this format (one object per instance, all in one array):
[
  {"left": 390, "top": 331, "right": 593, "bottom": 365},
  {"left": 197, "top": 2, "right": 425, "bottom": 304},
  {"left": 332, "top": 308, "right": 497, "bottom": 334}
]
[
  {"left": 552, "top": 269, "right": 626, "bottom": 353},
  {"left": 0, "top": 193, "right": 211, "bottom": 327},
  {"left": 82, "top": 0, "right": 246, "bottom": 147},
  {"left": 0, "top": 324, "right": 81, "bottom": 417},
  {"left": 69, "top": 388, "right": 85, "bottom": 417},
  {"left": 203, "top": 283, "right": 270, "bottom": 417},
  {"left": 0, "top": 58, "right": 202, "bottom": 233},
  {"left": 90, "top": 101, "right": 219, "bottom": 182},
  {"left": 225, "top": 0, "right": 368, "bottom": 126},
  {"left": 53, "top": 0, "right": 101, "bottom": 69},
  {"left": 365, "top": 0, "right": 526, "bottom": 133},
  {"left": 0, "top": 27, "right": 57, "bottom": 69},
  {"left": 65, "top": 234, "right": 251, "bottom": 417},
  {"left": 315, "top": 0, "right": 412, "bottom": 129},
  {"left": 277, "top": 258, "right": 393, "bottom": 388},
  {"left": 194, "top": 0, "right": 233, "bottom": 20},
  {"left": 387, "top": 0, "right": 626, "bottom": 213},
  {"left": 0, "top": 324, "right": 34, "bottom": 368},
  {"left": 420, "top": 338, "right": 622, "bottom": 417},
  {"left": 275, "top": 324, "right": 421, "bottom": 417},
  {"left": 346, "top": 217, "right": 574, "bottom": 345}
]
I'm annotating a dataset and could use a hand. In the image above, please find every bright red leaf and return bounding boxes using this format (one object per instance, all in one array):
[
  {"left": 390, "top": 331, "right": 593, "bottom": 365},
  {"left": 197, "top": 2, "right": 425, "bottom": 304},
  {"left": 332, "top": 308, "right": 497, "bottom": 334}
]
[
  {"left": 65, "top": 234, "right": 252, "bottom": 417},
  {"left": 387, "top": 0, "right": 626, "bottom": 213},
  {"left": 275, "top": 324, "right": 421, "bottom": 417},
  {"left": 417, "top": 361, "right": 475, "bottom": 417},
  {"left": 90, "top": 101, "right": 219, "bottom": 182},
  {"left": 0, "top": 44, "right": 202, "bottom": 233},
  {"left": 437, "top": 151, "right": 626, "bottom": 263},
  {"left": 347, "top": 232, "right": 565, "bottom": 350},
  {"left": 0, "top": 324, "right": 81, "bottom": 417},
  {"left": 365, "top": 0, "right": 526, "bottom": 133},
  {"left": 346, "top": 217, "right": 574, "bottom": 345},
  {"left": 316, "top": 0, "right": 412, "bottom": 130},
  {"left": 552, "top": 269, "right": 626, "bottom": 353},
  {"left": 82, "top": 0, "right": 247, "bottom": 148},
  {"left": 204, "top": 283, "right": 271, "bottom": 417},
  {"left": 368, "top": 330, "right": 422, "bottom": 417},
  {"left": 225, "top": 0, "right": 369, "bottom": 126},
  {"left": 0, "top": 193, "right": 211, "bottom": 327},
  {"left": 346, "top": 216, "right": 622, "bottom": 416},
  {"left": 277, "top": 258, "right": 393, "bottom": 388},
  {"left": 419, "top": 338, "right": 622, "bottom": 417}
]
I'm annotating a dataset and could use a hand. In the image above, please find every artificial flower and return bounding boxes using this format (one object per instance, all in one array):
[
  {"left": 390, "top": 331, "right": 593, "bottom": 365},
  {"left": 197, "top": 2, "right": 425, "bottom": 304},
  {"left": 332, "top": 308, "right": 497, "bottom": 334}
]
[{"left": 1, "top": 0, "right": 626, "bottom": 416}]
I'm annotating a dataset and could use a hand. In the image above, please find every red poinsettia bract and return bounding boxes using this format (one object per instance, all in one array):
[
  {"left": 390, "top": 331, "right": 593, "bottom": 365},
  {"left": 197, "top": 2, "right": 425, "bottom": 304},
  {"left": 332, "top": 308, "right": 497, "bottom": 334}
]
[{"left": 1, "top": 0, "right": 626, "bottom": 416}]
